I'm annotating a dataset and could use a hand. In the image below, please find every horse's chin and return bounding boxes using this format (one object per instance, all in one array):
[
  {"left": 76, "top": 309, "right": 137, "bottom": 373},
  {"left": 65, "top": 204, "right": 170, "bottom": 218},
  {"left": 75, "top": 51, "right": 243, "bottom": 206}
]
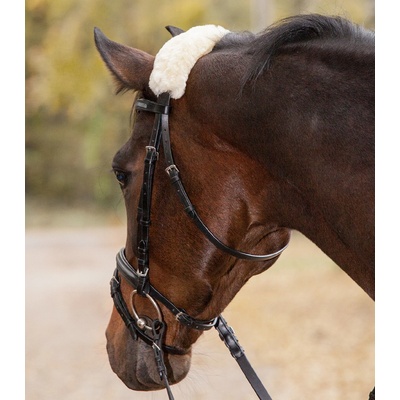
[{"left": 106, "top": 328, "right": 191, "bottom": 391}]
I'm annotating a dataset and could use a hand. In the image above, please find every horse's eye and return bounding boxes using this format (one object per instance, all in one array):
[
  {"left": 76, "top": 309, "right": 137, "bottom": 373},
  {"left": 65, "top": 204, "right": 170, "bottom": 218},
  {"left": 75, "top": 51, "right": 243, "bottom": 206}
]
[{"left": 114, "top": 170, "right": 128, "bottom": 187}]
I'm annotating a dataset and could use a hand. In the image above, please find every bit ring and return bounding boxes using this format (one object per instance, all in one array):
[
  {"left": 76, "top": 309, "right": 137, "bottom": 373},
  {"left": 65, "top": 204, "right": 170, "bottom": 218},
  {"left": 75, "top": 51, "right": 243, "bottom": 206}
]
[{"left": 130, "top": 290, "right": 163, "bottom": 331}]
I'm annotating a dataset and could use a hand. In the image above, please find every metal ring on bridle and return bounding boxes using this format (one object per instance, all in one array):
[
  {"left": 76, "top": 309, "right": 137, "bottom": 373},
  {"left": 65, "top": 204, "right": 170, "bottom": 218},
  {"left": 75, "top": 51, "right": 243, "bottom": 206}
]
[{"left": 130, "top": 290, "right": 163, "bottom": 331}]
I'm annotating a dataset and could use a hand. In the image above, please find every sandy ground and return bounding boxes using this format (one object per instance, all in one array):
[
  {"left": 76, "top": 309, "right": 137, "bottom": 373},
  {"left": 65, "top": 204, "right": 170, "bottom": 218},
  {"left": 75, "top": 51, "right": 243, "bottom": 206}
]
[{"left": 26, "top": 226, "right": 374, "bottom": 400}]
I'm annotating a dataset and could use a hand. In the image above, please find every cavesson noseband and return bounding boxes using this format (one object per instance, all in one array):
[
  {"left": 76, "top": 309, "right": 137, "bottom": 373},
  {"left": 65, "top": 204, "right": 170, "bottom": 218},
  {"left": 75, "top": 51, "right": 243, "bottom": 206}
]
[{"left": 110, "top": 92, "right": 289, "bottom": 400}]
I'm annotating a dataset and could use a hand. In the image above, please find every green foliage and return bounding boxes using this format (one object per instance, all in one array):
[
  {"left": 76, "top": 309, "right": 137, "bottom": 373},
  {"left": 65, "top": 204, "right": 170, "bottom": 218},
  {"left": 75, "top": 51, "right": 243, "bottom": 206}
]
[{"left": 26, "top": 0, "right": 374, "bottom": 212}]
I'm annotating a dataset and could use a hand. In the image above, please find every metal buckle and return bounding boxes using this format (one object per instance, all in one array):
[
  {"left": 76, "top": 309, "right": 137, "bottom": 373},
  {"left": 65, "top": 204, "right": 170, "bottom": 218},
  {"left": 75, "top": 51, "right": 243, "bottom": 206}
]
[
  {"left": 165, "top": 164, "right": 179, "bottom": 177},
  {"left": 146, "top": 146, "right": 159, "bottom": 160},
  {"left": 175, "top": 311, "right": 184, "bottom": 323}
]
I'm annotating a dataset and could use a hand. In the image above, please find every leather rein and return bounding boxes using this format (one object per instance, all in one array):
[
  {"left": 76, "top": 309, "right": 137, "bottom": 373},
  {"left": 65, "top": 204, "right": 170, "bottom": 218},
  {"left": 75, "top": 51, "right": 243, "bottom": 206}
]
[{"left": 110, "top": 92, "right": 289, "bottom": 400}]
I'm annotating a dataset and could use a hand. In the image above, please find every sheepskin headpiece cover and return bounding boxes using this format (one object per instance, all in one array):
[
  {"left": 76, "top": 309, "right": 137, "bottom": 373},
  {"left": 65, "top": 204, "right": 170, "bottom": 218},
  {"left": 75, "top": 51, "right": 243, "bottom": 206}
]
[{"left": 149, "top": 25, "right": 230, "bottom": 99}]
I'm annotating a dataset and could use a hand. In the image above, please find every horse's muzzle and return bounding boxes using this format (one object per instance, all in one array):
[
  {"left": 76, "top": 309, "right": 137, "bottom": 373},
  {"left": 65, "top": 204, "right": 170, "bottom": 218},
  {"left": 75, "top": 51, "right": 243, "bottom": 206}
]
[{"left": 106, "top": 319, "right": 191, "bottom": 391}]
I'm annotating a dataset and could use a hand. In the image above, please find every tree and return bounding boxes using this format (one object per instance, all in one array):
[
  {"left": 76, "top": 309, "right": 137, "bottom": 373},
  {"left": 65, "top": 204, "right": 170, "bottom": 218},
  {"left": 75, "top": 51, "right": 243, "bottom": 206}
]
[{"left": 26, "top": 0, "right": 374, "bottom": 213}]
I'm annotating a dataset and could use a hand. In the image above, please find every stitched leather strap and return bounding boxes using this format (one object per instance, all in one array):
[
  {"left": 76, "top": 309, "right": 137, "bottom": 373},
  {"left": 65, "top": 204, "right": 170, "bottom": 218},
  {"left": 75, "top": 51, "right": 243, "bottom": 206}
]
[
  {"left": 110, "top": 268, "right": 188, "bottom": 355},
  {"left": 151, "top": 321, "right": 175, "bottom": 400},
  {"left": 136, "top": 98, "right": 171, "bottom": 115},
  {"left": 111, "top": 263, "right": 274, "bottom": 399},
  {"left": 154, "top": 94, "right": 289, "bottom": 261},
  {"left": 135, "top": 93, "right": 172, "bottom": 296},
  {"left": 165, "top": 164, "right": 289, "bottom": 260},
  {"left": 216, "top": 316, "right": 273, "bottom": 400},
  {"left": 116, "top": 249, "right": 218, "bottom": 330}
]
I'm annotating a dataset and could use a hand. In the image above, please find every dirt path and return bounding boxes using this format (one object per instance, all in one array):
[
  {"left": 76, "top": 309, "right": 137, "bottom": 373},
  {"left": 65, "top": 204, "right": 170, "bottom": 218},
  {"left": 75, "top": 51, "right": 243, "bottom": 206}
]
[{"left": 26, "top": 226, "right": 374, "bottom": 399}]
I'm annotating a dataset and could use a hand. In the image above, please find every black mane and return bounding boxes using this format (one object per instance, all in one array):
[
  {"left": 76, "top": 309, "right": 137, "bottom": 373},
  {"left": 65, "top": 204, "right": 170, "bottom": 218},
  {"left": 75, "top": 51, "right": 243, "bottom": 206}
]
[{"left": 217, "top": 14, "right": 374, "bottom": 82}]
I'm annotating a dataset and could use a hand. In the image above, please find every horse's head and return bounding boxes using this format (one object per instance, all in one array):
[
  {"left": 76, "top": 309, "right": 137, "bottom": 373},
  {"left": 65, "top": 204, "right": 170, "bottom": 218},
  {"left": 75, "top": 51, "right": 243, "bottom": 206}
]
[{"left": 95, "top": 26, "right": 290, "bottom": 391}]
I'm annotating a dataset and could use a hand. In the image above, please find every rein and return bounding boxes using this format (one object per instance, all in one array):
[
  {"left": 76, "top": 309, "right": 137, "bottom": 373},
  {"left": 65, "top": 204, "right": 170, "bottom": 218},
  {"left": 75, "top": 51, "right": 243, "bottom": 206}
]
[{"left": 110, "top": 92, "right": 289, "bottom": 400}]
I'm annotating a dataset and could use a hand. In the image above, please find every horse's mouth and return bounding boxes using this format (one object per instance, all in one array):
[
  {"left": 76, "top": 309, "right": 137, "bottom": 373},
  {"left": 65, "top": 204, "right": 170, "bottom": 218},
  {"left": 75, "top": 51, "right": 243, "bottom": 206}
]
[{"left": 106, "top": 326, "right": 192, "bottom": 391}]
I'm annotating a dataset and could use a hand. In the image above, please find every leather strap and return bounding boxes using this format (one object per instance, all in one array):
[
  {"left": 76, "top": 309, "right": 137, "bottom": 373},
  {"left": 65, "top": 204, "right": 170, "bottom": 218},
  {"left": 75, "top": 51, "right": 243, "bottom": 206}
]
[
  {"left": 151, "top": 320, "right": 175, "bottom": 400},
  {"left": 111, "top": 264, "right": 273, "bottom": 399},
  {"left": 136, "top": 97, "right": 171, "bottom": 115},
  {"left": 114, "top": 250, "right": 275, "bottom": 399},
  {"left": 165, "top": 164, "right": 289, "bottom": 260},
  {"left": 110, "top": 268, "right": 187, "bottom": 355},
  {"left": 116, "top": 249, "right": 218, "bottom": 330},
  {"left": 216, "top": 316, "right": 272, "bottom": 400},
  {"left": 135, "top": 93, "right": 172, "bottom": 296},
  {"left": 142, "top": 94, "right": 290, "bottom": 261}
]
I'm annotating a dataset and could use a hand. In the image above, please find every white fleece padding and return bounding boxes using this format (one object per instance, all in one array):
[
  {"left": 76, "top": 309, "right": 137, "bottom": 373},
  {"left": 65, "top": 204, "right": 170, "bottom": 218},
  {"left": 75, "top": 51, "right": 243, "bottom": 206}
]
[{"left": 149, "top": 25, "right": 230, "bottom": 99}]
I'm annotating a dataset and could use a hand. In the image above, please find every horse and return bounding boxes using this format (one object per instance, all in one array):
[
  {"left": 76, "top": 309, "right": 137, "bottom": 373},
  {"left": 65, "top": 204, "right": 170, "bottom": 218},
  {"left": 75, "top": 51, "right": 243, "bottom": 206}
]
[{"left": 94, "top": 14, "right": 374, "bottom": 399}]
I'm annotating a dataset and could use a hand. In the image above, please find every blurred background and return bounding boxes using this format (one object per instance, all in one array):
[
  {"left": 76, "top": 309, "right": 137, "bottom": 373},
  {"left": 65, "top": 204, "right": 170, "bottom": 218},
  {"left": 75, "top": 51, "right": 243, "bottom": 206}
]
[
  {"left": 26, "top": 1, "right": 375, "bottom": 399},
  {"left": 26, "top": 0, "right": 374, "bottom": 222}
]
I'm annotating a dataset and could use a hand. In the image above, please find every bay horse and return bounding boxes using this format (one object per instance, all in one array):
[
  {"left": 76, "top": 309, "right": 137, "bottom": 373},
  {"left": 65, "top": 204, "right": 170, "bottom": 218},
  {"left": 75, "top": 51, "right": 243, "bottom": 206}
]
[{"left": 94, "top": 14, "right": 374, "bottom": 399}]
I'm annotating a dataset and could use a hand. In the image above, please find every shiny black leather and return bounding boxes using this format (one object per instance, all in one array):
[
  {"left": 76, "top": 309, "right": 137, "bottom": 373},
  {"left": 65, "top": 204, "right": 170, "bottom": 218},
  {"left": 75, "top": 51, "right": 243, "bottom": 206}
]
[{"left": 116, "top": 249, "right": 218, "bottom": 331}]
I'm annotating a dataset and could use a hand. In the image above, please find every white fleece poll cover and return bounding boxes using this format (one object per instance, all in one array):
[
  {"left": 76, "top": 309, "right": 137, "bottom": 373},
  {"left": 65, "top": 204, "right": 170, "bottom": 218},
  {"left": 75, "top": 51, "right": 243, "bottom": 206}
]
[{"left": 149, "top": 25, "right": 230, "bottom": 99}]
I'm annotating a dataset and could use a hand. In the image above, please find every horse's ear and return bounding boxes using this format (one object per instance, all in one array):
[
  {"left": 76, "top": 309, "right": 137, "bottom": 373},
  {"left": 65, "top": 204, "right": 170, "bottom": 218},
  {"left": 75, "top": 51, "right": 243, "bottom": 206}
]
[
  {"left": 165, "top": 25, "right": 185, "bottom": 37},
  {"left": 94, "top": 27, "right": 154, "bottom": 93}
]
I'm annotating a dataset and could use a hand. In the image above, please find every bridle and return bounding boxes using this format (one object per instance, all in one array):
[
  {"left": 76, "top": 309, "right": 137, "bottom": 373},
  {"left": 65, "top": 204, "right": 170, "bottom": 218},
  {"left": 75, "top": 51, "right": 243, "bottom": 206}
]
[{"left": 110, "top": 92, "right": 289, "bottom": 400}]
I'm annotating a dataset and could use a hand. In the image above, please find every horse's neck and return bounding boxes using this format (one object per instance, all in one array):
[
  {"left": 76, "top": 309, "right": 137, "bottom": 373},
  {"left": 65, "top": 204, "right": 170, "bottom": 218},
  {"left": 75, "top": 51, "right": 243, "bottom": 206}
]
[
  {"left": 281, "top": 175, "right": 374, "bottom": 299},
  {"left": 191, "top": 43, "right": 374, "bottom": 297},
  {"left": 258, "top": 129, "right": 374, "bottom": 299},
  {"left": 228, "top": 98, "right": 374, "bottom": 298}
]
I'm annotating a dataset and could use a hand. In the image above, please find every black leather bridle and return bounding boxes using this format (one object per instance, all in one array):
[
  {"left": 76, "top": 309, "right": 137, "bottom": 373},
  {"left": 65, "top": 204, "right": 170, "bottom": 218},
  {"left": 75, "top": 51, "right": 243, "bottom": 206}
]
[{"left": 110, "top": 92, "right": 289, "bottom": 399}]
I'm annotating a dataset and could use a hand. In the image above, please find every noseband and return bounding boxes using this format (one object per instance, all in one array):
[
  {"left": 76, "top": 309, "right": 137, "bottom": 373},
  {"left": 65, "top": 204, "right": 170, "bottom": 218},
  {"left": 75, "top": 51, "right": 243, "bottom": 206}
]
[{"left": 110, "top": 92, "right": 289, "bottom": 400}]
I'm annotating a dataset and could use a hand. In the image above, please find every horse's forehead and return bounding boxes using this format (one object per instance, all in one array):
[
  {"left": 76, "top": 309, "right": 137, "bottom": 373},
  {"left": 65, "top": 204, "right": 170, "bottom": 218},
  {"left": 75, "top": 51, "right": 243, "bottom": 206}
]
[{"left": 149, "top": 25, "right": 230, "bottom": 99}]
